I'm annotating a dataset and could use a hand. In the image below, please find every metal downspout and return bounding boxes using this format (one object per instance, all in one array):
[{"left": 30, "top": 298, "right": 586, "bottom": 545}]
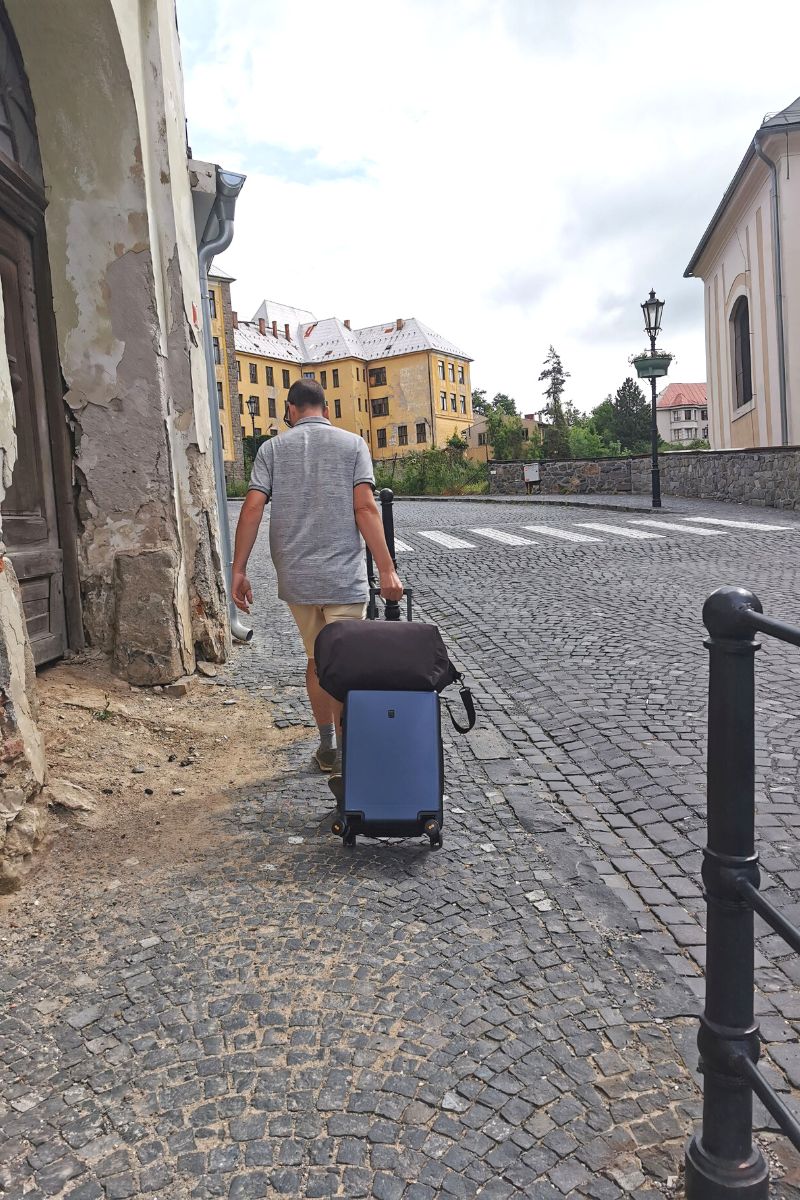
[
  {"left": 754, "top": 130, "right": 789, "bottom": 446},
  {"left": 197, "top": 168, "right": 253, "bottom": 643}
]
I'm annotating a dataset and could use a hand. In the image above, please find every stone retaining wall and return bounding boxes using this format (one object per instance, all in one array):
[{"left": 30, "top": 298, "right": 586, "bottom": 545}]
[{"left": 489, "top": 447, "right": 800, "bottom": 511}]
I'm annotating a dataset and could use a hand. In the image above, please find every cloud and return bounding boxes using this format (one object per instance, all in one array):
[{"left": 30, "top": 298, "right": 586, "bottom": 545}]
[{"left": 177, "top": 0, "right": 800, "bottom": 414}]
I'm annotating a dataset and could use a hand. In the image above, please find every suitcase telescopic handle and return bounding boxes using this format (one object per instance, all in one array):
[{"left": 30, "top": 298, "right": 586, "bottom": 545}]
[{"left": 368, "top": 585, "right": 413, "bottom": 622}]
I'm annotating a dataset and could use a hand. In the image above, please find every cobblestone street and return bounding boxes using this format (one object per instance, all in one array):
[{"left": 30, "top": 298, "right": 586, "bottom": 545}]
[{"left": 3, "top": 496, "right": 800, "bottom": 1198}]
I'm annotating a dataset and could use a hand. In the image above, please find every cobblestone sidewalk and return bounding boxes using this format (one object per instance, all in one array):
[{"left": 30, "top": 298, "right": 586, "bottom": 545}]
[{"left": 2, "top": 498, "right": 799, "bottom": 1198}]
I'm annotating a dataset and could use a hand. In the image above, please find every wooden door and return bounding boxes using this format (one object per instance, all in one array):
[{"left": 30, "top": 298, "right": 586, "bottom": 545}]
[{"left": 0, "top": 209, "right": 66, "bottom": 665}]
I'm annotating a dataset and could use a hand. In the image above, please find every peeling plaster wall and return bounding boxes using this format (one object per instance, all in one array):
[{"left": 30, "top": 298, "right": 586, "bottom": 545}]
[
  {"left": 6, "top": 0, "right": 228, "bottom": 679},
  {"left": 108, "top": 0, "right": 228, "bottom": 659}
]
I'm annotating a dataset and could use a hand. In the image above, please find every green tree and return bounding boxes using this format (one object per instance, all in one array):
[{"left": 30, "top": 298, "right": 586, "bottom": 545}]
[
  {"left": 447, "top": 432, "right": 468, "bottom": 453},
  {"left": 568, "top": 420, "right": 619, "bottom": 460},
  {"left": 539, "top": 346, "right": 571, "bottom": 460},
  {"left": 612, "top": 377, "right": 651, "bottom": 453},
  {"left": 485, "top": 407, "right": 539, "bottom": 461},
  {"left": 471, "top": 388, "right": 488, "bottom": 415},
  {"left": 491, "top": 392, "right": 517, "bottom": 417}
]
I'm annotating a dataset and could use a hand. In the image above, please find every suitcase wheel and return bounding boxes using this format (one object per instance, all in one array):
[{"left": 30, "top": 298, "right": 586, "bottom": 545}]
[
  {"left": 331, "top": 818, "right": 356, "bottom": 847},
  {"left": 424, "top": 819, "right": 443, "bottom": 850}
]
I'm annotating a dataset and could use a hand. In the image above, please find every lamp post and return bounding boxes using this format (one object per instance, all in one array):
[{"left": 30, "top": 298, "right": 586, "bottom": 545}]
[
  {"left": 632, "top": 289, "right": 672, "bottom": 510},
  {"left": 245, "top": 395, "right": 258, "bottom": 440}
]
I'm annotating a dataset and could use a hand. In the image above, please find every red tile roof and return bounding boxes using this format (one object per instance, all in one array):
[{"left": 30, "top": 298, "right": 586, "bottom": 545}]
[{"left": 657, "top": 382, "right": 707, "bottom": 410}]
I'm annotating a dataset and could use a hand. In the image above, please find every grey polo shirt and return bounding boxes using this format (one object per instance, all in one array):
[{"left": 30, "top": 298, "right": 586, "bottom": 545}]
[{"left": 248, "top": 416, "right": 375, "bottom": 605}]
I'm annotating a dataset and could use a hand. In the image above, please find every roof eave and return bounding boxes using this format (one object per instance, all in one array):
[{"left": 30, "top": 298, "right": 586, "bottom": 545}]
[{"left": 685, "top": 121, "right": 800, "bottom": 278}]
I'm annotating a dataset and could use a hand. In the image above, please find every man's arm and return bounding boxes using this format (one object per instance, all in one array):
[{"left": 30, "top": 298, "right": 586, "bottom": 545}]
[
  {"left": 353, "top": 483, "right": 403, "bottom": 601},
  {"left": 232, "top": 489, "right": 268, "bottom": 612}
]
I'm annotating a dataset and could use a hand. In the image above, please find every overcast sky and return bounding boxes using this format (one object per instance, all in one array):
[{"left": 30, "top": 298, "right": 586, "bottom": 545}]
[{"left": 177, "top": 0, "right": 800, "bottom": 415}]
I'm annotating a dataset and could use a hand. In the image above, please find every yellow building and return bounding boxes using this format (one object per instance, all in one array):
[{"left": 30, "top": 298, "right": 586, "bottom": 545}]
[
  {"left": 208, "top": 267, "right": 239, "bottom": 470},
  {"left": 210, "top": 291, "right": 473, "bottom": 473},
  {"left": 242, "top": 304, "right": 474, "bottom": 461}
]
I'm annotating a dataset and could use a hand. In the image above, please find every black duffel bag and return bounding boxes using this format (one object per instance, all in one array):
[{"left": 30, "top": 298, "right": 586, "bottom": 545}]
[{"left": 314, "top": 621, "right": 476, "bottom": 733}]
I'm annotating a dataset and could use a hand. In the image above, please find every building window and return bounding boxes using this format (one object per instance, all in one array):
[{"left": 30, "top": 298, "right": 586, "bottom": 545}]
[
  {"left": 266, "top": 365, "right": 274, "bottom": 387},
  {"left": 209, "top": 290, "right": 217, "bottom": 319},
  {"left": 238, "top": 394, "right": 243, "bottom": 415},
  {"left": 216, "top": 381, "right": 224, "bottom": 409},
  {"left": 458, "top": 364, "right": 464, "bottom": 384},
  {"left": 282, "top": 369, "right": 290, "bottom": 388},
  {"left": 334, "top": 398, "right": 341, "bottom": 419},
  {"left": 356, "top": 368, "right": 360, "bottom": 382},
  {"left": 416, "top": 422, "right": 427, "bottom": 443},
  {"left": 460, "top": 395, "right": 466, "bottom": 414},
  {"left": 333, "top": 368, "right": 339, "bottom": 388},
  {"left": 437, "top": 360, "right": 445, "bottom": 380},
  {"left": 450, "top": 394, "right": 457, "bottom": 411},
  {"left": 253, "top": 426, "right": 262, "bottom": 438},
  {"left": 377, "top": 428, "right": 387, "bottom": 449},
  {"left": 398, "top": 424, "right": 408, "bottom": 446},
  {"left": 478, "top": 432, "right": 487, "bottom": 446},
  {"left": 303, "top": 371, "right": 315, "bottom": 380},
  {"left": 369, "top": 366, "right": 386, "bottom": 387},
  {"left": 249, "top": 362, "right": 258, "bottom": 384},
  {"left": 440, "top": 391, "right": 447, "bottom": 411},
  {"left": 683, "top": 408, "right": 692, "bottom": 421},
  {"left": 366, "top": 430, "right": 370, "bottom": 443},
  {"left": 731, "top": 296, "right": 753, "bottom": 409},
  {"left": 320, "top": 370, "right": 327, "bottom": 389},
  {"left": 237, "top": 360, "right": 241, "bottom": 380},
  {"left": 220, "top": 424, "right": 224, "bottom": 447},
  {"left": 360, "top": 428, "right": 364, "bottom": 439},
  {"left": 702, "top": 425, "right": 708, "bottom": 438},
  {"left": 250, "top": 395, "right": 260, "bottom": 416},
  {"left": 701, "top": 407, "right": 708, "bottom": 420},
  {"left": 371, "top": 397, "right": 389, "bottom": 417},
  {"left": 448, "top": 363, "right": 455, "bottom": 382},
  {"left": 213, "top": 336, "right": 221, "bottom": 364},
  {"left": 268, "top": 398, "right": 276, "bottom": 419}
]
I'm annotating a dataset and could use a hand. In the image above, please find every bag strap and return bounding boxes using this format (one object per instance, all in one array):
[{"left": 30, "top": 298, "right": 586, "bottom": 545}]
[{"left": 444, "top": 682, "right": 476, "bottom": 734}]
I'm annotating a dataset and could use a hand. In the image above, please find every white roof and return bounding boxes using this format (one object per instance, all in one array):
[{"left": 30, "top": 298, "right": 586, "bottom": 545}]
[
  {"left": 252, "top": 299, "right": 316, "bottom": 331},
  {"left": 298, "top": 317, "right": 367, "bottom": 362},
  {"left": 355, "top": 317, "right": 471, "bottom": 362},
  {"left": 234, "top": 321, "right": 304, "bottom": 364},
  {"left": 209, "top": 266, "right": 235, "bottom": 282},
  {"left": 244, "top": 303, "right": 472, "bottom": 364}
]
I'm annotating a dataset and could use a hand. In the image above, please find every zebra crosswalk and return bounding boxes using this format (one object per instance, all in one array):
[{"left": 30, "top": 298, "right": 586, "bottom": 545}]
[{"left": 390, "top": 516, "right": 798, "bottom": 554}]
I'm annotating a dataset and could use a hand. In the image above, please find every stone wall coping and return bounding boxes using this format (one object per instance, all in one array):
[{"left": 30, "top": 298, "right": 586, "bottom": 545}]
[{"left": 491, "top": 446, "right": 800, "bottom": 466}]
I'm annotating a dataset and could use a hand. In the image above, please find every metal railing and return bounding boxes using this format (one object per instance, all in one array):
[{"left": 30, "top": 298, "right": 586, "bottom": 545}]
[{"left": 686, "top": 585, "right": 800, "bottom": 1199}]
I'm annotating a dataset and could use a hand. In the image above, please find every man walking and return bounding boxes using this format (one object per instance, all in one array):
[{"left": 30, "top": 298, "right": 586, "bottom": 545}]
[{"left": 231, "top": 379, "right": 403, "bottom": 792}]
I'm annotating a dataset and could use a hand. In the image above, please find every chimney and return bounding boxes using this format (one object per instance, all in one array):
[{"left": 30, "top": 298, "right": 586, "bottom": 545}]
[
  {"left": 232, "top": 310, "right": 238, "bottom": 329},
  {"left": 344, "top": 319, "right": 351, "bottom": 330},
  {"left": 258, "top": 318, "right": 266, "bottom": 336},
  {"left": 272, "top": 320, "right": 277, "bottom": 338},
  {"left": 284, "top": 323, "right": 291, "bottom": 342},
  {"left": 396, "top": 317, "right": 404, "bottom": 331}
]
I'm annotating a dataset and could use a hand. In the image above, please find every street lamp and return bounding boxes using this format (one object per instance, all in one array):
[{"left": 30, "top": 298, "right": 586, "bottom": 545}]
[
  {"left": 631, "top": 288, "right": 672, "bottom": 510},
  {"left": 245, "top": 395, "right": 258, "bottom": 440}
]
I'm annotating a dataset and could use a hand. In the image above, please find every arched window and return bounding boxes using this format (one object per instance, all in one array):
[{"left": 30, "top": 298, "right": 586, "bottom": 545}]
[{"left": 731, "top": 296, "right": 753, "bottom": 409}]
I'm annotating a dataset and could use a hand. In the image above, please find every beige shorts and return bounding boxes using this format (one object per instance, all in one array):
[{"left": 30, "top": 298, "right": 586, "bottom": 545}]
[{"left": 288, "top": 602, "right": 367, "bottom": 658}]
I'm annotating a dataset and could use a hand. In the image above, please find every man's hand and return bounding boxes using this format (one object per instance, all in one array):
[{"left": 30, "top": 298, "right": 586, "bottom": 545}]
[
  {"left": 379, "top": 567, "right": 404, "bottom": 602},
  {"left": 232, "top": 570, "right": 254, "bottom": 613}
]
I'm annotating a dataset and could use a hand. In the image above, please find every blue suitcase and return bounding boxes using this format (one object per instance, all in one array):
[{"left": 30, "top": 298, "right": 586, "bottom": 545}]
[{"left": 332, "top": 689, "right": 444, "bottom": 849}]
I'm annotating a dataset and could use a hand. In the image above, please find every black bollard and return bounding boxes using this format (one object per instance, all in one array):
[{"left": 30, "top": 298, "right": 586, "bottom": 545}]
[
  {"left": 685, "top": 586, "right": 769, "bottom": 1199},
  {"left": 379, "top": 487, "right": 401, "bottom": 621}
]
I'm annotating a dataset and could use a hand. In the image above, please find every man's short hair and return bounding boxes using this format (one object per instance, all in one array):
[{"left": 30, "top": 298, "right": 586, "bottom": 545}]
[{"left": 287, "top": 379, "right": 326, "bottom": 411}]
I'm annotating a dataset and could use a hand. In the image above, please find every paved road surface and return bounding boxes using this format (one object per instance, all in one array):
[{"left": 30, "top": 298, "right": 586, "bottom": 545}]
[{"left": 2, "top": 496, "right": 800, "bottom": 1198}]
